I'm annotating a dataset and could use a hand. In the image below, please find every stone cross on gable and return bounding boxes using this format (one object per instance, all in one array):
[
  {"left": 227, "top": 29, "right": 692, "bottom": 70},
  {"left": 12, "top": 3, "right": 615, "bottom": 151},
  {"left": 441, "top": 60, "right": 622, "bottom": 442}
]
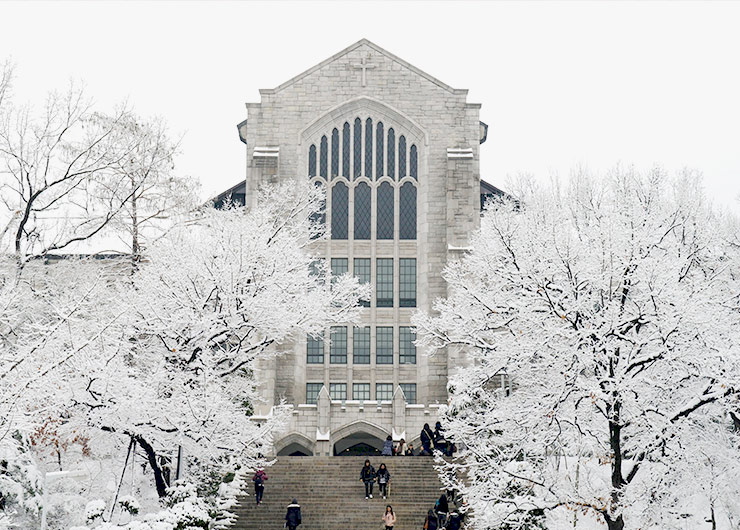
[{"left": 352, "top": 56, "right": 376, "bottom": 87}]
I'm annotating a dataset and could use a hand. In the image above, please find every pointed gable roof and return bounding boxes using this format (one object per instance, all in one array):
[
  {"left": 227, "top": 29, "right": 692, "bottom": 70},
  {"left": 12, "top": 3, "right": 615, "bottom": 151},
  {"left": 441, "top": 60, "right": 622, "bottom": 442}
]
[{"left": 261, "top": 38, "right": 467, "bottom": 96}]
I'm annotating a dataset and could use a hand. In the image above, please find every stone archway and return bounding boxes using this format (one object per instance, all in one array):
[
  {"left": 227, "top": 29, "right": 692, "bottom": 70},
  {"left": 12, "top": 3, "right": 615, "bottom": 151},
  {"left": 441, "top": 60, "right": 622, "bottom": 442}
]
[
  {"left": 274, "top": 432, "right": 315, "bottom": 457},
  {"left": 331, "top": 420, "right": 390, "bottom": 456}
]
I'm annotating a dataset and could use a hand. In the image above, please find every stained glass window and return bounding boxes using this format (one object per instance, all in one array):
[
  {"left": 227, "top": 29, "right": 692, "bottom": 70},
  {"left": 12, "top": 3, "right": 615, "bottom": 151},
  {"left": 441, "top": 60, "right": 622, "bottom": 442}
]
[
  {"left": 399, "top": 327, "right": 416, "bottom": 364},
  {"left": 330, "top": 383, "right": 347, "bottom": 401},
  {"left": 320, "top": 135, "right": 328, "bottom": 179},
  {"left": 307, "top": 333, "right": 324, "bottom": 364},
  {"left": 376, "top": 327, "right": 393, "bottom": 365},
  {"left": 354, "top": 258, "right": 370, "bottom": 308},
  {"left": 342, "top": 122, "right": 350, "bottom": 178},
  {"left": 353, "top": 383, "right": 370, "bottom": 401},
  {"left": 399, "top": 182, "right": 416, "bottom": 240},
  {"left": 306, "top": 383, "right": 323, "bottom": 405},
  {"left": 330, "top": 326, "right": 347, "bottom": 364},
  {"left": 387, "top": 128, "right": 395, "bottom": 179},
  {"left": 400, "top": 383, "right": 417, "bottom": 404},
  {"left": 353, "top": 118, "right": 362, "bottom": 179},
  {"left": 376, "top": 121, "right": 384, "bottom": 179},
  {"left": 354, "top": 182, "right": 371, "bottom": 240},
  {"left": 376, "top": 383, "right": 393, "bottom": 401},
  {"left": 331, "top": 183, "right": 348, "bottom": 240},
  {"left": 399, "top": 136, "right": 406, "bottom": 178},
  {"left": 353, "top": 326, "right": 370, "bottom": 364},
  {"left": 376, "top": 258, "right": 393, "bottom": 308},
  {"left": 410, "top": 144, "right": 418, "bottom": 180},
  {"left": 309, "top": 144, "right": 316, "bottom": 177},
  {"left": 400, "top": 258, "right": 416, "bottom": 308},
  {"left": 331, "top": 128, "right": 339, "bottom": 179},
  {"left": 377, "top": 182, "right": 394, "bottom": 240},
  {"left": 365, "top": 118, "right": 373, "bottom": 178}
]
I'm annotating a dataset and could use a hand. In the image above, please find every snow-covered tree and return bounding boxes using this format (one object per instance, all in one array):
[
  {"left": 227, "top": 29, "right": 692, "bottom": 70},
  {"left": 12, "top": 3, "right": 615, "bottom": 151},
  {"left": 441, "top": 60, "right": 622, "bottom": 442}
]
[{"left": 415, "top": 168, "right": 740, "bottom": 530}]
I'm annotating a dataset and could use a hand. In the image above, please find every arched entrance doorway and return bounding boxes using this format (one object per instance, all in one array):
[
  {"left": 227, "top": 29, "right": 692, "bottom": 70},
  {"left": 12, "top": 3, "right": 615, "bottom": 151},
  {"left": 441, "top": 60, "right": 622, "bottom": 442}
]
[
  {"left": 275, "top": 433, "right": 315, "bottom": 457},
  {"left": 331, "top": 421, "right": 390, "bottom": 456}
]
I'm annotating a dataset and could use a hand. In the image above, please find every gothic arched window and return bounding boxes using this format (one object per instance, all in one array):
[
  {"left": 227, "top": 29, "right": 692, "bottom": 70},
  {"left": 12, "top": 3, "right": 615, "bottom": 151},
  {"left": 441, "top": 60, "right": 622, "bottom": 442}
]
[
  {"left": 342, "top": 122, "right": 350, "bottom": 178},
  {"left": 354, "top": 182, "right": 371, "bottom": 240},
  {"left": 320, "top": 135, "right": 328, "bottom": 179},
  {"left": 308, "top": 144, "right": 316, "bottom": 177},
  {"left": 375, "top": 121, "right": 384, "bottom": 179},
  {"left": 365, "top": 118, "right": 373, "bottom": 178},
  {"left": 331, "top": 182, "right": 348, "bottom": 240},
  {"left": 399, "top": 136, "right": 406, "bottom": 178},
  {"left": 353, "top": 118, "right": 362, "bottom": 179},
  {"left": 399, "top": 182, "right": 416, "bottom": 240},
  {"left": 310, "top": 181, "right": 325, "bottom": 239},
  {"left": 410, "top": 144, "right": 418, "bottom": 180},
  {"left": 387, "top": 128, "right": 395, "bottom": 180},
  {"left": 377, "top": 181, "right": 394, "bottom": 240},
  {"left": 331, "top": 128, "right": 339, "bottom": 179}
]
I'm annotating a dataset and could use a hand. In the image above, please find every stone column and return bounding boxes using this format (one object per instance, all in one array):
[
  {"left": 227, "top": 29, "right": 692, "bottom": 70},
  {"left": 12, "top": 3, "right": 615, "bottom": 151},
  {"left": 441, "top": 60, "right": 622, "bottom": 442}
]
[
  {"left": 392, "top": 386, "right": 407, "bottom": 442},
  {"left": 316, "top": 385, "right": 332, "bottom": 456}
]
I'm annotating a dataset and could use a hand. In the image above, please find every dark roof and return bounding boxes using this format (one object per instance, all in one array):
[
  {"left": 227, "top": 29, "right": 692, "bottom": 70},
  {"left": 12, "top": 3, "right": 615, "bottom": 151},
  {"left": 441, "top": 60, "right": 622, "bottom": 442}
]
[{"left": 209, "top": 180, "right": 246, "bottom": 209}]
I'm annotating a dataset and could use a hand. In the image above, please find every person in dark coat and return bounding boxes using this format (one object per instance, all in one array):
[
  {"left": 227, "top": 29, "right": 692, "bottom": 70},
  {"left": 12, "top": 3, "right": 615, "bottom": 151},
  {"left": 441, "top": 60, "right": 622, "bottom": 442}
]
[
  {"left": 376, "top": 463, "right": 391, "bottom": 499},
  {"left": 252, "top": 468, "right": 268, "bottom": 504},
  {"left": 433, "top": 421, "right": 446, "bottom": 452},
  {"left": 285, "top": 498, "right": 301, "bottom": 530},
  {"left": 381, "top": 435, "right": 394, "bottom": 456},
  {"left": 360, "top": 459, "right": 376, "bottom": 499},
  {"left": 420, "top": 423, "right": 434, "bottom": 455},
  {"left": 434, "top": 493, "right": 449, "bottom": 528},
  {"left": 446, "top": 510, "right": 465, "bottom": 530},
  {"left": 405, "top": 443, "right": 415, "bottom": 456},
  {"left": 423, "top": 509, "right": 438, "bottom": 530}
]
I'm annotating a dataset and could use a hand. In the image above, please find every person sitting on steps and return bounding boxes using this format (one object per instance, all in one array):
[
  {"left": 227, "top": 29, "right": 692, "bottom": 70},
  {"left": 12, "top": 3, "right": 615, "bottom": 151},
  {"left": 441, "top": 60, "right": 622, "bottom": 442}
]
[
  {"left": 252, "top": 467, "right": 268, "bottom": 505},
  {"left": 382, "top": 435, "right": 394, "bottom": 456},
  {"left": 433, "top": 421, "right": 446, "bottom": 453},
  {"left": 377, "top": 462, "right": 391, "bottom": 499},
  {"left": 405, "top": 443, "right": 415, "bottom": 456},
  {"left": 423, "top": 508, "right": 439, "bottom": 530},
  {"left": 360, "top": 459, "right": 376, "bottom": 499},
  {"left": 382, "top": 504, "right": 397, "bottom": 530},
  {"left": 446, "top": 509, "right": 465, "bottom": 530},
  {"left": 285, "top": 498, "right": 301, "bottom": 530},
  {"left": 395, "top": 438, "right": 406, "bottom": 456}
]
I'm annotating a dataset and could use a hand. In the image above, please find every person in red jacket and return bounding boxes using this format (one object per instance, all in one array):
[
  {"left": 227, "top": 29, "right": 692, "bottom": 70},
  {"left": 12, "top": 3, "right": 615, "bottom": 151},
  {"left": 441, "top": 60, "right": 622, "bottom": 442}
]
[{"left": 252, "top": 467, "right": 268, "bottom": 504}]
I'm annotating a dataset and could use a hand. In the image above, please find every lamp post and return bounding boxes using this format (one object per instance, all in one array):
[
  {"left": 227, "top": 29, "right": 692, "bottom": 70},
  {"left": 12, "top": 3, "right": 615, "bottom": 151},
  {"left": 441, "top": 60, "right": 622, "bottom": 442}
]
[{"left": 40, "top": 468, "right": 89, "bottom": 530}]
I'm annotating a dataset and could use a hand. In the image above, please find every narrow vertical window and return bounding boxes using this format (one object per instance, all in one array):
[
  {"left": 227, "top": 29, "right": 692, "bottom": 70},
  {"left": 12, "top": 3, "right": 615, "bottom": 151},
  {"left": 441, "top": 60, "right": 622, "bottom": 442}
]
[
  {"left": 376, "top": 258, "right": 393, "bottom": 308},
  {"left": 400, "top": 258, "right": 416, "bottom": 307},
  {"left": 307, "top": 333, "right": 324, "bottom": 364},
  {"left": 365, "top": 118, "right": 373, "bottom": 178},
  {"left": 375, "top": 121, "right": 384, "bottom": 179},
  {"left": 308, "top": 144, "right": 317, "bottom": 177},
  {"left": 399, "top": 136, "right": 407, "bottom": 178},
  {"left": 410, "top": 144, "right": 418, "bottom": 180},
  {"left": 376, "top": 327, "right": 393, "bottom": 364},
  {"left": 330, "top": 326, "right": 347, "bottom": 364},
  {"left": 353, "top": 326, "right": 370, "bottom": 364},
  {"left": 331, "top": 257, "right": 348, "bottom": 279},
  {"left": 309, "top": 181, "right": 325, "bottom": 239},
  {"left": 399, "top": 327, "right": 416, "bottom": 364},
  {"left": 353, "top": 118, "right": 362, "bottom": 179},
  {"left": 354, "top": 182, "right": 371, "bottom": 240},
  {"left": 387, "top": 128, "right": 395, "bottom": 180},
  {"left": 400, "top": 383, "right": 417, "bottom": 404},
  {"left": 331, "top": 128, "right": 339, "bottom": 179},
  {"left": 306, "top": 383, "right": 323, "bottom": 405},
  {"left": 329, "top": 383, "right": 347, "bottom": 401},
  {"left": 399, "top": 182, "right": 417, "bottom": 240},
  {"left": 320, "top": 135, "right": 328, "bottom": 179},
  {"left": 342, "top": 122, "right": 350, "bottom": 177},
  {"left": 331, "top": 183, "right": 348, "bottom": 240},
  {"left": 376, "top": 182, "right": 394, "bottom": 240},
  {"left": 353, "top": 258, "right": 371, "bottom": 307}
]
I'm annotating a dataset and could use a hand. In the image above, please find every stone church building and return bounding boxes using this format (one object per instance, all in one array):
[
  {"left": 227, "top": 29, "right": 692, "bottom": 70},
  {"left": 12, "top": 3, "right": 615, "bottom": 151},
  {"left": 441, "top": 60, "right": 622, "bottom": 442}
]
[{"left": 214, "top": 39, "right": 503, "bottom": 457}]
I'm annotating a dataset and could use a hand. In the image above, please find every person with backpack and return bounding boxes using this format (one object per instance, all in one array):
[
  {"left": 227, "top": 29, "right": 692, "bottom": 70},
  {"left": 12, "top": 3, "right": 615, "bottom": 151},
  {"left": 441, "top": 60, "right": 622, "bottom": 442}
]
[
  {"left": 420, "top": 423, "right": 434, "bottom": 455},
  {"left": 252, "top": 467, "right": 268, "bottom": 504},
  {"left": 434, "top": 493, "right": 449, "bottom": 528},
  {"left": 360, "top": 459, "right": 376, "bottom": 499},
  {"left": 285, "top": 498, "right": 301, "bottom": 530},
  {"left": 377, "top": 463, "right": 391, "bottom": 499},
  {"left": 423, "top": 508, "right": 439, "bottom": 530},
  {"left": 382, "top": 504, "right": 396, "bottom": 530}
]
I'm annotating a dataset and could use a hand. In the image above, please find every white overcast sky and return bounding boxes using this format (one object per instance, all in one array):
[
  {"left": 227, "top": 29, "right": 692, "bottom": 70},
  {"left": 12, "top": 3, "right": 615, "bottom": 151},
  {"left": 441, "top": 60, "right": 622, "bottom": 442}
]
[{"left": 1, "top": 1, "right": 739, "bottom": 210}]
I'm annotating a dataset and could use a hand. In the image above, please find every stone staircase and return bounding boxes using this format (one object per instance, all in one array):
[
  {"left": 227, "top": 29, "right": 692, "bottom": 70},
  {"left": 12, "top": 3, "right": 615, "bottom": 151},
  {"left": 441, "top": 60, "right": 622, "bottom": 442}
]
[{"left": 232, "top": 456, "right": 446, "bottom": 530}]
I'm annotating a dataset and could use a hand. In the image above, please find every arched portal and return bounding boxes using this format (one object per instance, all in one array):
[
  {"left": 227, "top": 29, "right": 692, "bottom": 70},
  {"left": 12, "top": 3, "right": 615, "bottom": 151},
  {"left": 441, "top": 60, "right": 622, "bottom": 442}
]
[
  {"left": 274, "top": 432, "right": 315, "bottom": 457},
  {"left": 331, "top": 420, "right": 390, "bottom": 456}
]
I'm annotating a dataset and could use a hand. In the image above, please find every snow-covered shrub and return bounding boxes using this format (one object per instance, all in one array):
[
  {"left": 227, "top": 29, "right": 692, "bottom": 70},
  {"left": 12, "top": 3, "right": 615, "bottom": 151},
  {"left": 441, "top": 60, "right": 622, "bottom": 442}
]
[
  {"left": 85, "top": 499, "right": 107, "bottom": 523},
  {"left": 118, "top": 494, "right": 140, "bottom": 515}
]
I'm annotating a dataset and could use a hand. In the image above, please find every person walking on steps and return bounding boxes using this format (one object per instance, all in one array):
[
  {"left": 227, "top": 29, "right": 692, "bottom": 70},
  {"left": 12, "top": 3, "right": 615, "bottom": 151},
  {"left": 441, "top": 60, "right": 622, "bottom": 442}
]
[
  {"left": 382, "top": 504, "right": 397, "bottom": 530},
  {"left": 420, "top": 423, "right": 434, "bottom": 455},
  {"left": 377, "top": 463, "right": 391, "bottom": 499},
  {"left": 435, "top": 493, "right": 449, "bottom": 528},
  {"left": 285, "top": 498, "right": 301, "bottom": 530},
  {"left": 382, "top": 435, "right": 394, "bottom": 456},
  {"left": 423, "top": 508, "right": 439, "bottom": 530},
  {"left": 360, "top": 459, "right": 376, "bottom": 499},
  {"left": 252, "top": 467, "right": 268, "bottom": 505}
]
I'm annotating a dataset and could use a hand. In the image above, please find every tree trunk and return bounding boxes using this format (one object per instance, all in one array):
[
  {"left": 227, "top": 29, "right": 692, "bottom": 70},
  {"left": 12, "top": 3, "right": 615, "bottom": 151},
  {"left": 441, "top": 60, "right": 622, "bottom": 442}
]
[
  {"left": 131, "top": 179, "right": 140, "bottom": 269},
  {"left": 133, "top": 434, "right": 168, "bottom": 498},
  {"left": 605, "top": 513, "right": 625, "bottom": 530}
]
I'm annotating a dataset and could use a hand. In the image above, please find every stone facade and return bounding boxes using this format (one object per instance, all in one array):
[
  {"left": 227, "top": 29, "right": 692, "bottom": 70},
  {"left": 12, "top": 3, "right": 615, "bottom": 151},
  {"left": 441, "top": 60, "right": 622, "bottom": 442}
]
[{"left": 235, "top": 39, "right": 483, "bottom": 456}]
